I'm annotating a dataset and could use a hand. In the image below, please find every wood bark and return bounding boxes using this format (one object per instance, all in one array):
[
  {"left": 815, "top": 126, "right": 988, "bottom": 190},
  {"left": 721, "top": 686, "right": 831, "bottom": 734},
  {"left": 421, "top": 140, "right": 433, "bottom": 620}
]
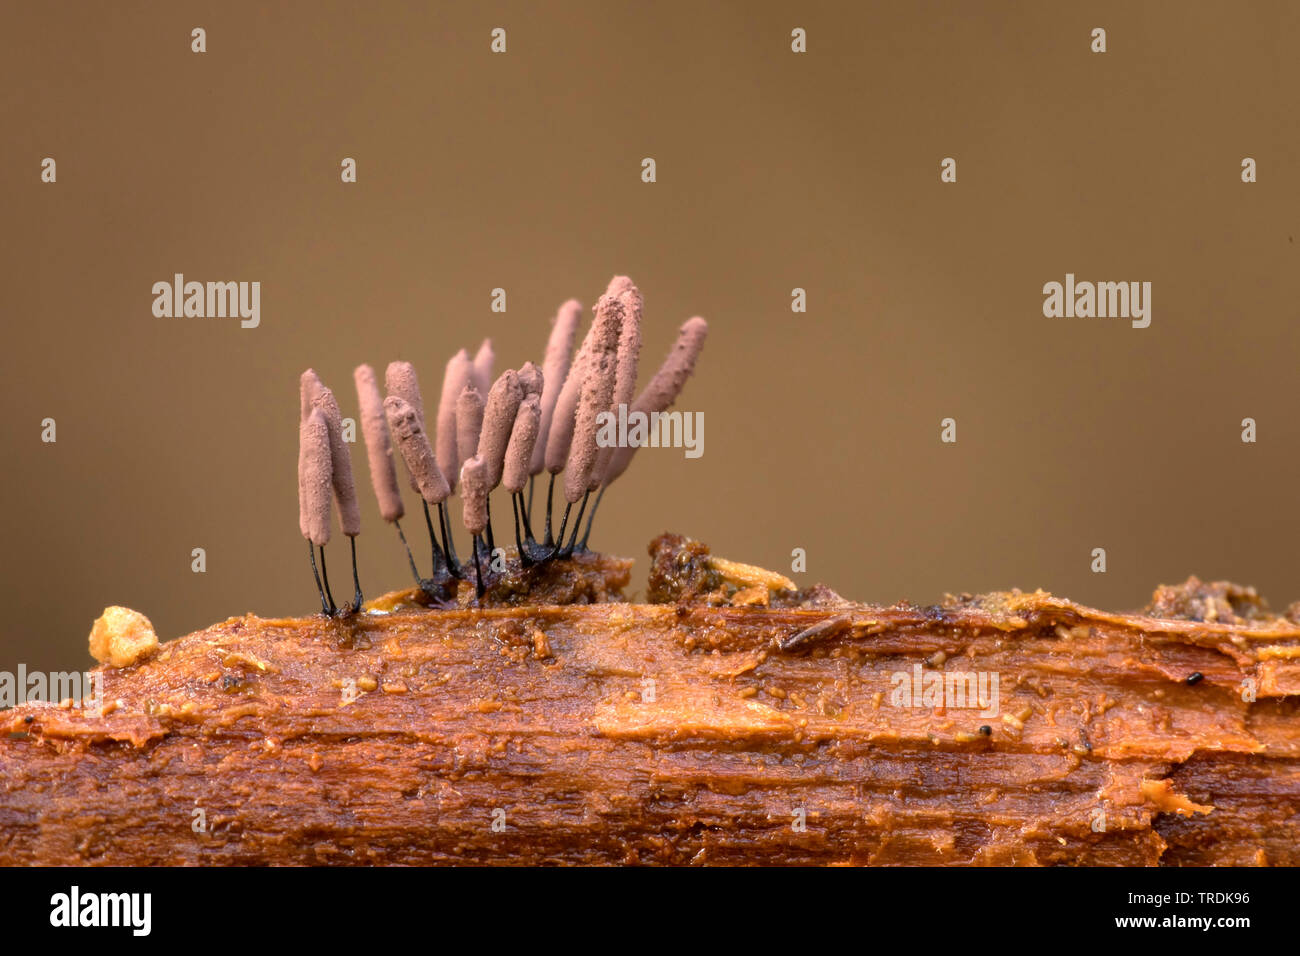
[{"left": 2, "top": 534, "right": 1298, "bottom": 865}]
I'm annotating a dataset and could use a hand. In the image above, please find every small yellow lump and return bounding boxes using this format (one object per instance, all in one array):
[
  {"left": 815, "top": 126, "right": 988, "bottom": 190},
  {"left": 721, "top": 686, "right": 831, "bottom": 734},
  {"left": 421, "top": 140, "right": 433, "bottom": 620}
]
[{"left": 88, "top": 606, "right": 158, "bottom": 668}]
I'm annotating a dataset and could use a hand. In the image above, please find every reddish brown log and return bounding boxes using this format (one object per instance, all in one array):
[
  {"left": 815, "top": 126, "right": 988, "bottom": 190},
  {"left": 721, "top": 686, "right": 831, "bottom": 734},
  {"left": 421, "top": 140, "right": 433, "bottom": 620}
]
[{"left": 2, "top": 534, "right": 1298, "bottom": 865}]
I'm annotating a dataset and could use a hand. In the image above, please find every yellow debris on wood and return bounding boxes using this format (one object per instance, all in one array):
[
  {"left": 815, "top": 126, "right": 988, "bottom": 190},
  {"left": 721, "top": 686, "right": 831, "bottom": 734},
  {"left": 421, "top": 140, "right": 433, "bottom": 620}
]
[
  {"left": 707, "top": 556, "right": 796, "bottom": 593},
  {"left": 729, "top": 585, "right": 770, "bottom": 607},
  {"left": 1140, "top": 778, "right": 1214, "bottom": 816},
  {"left": 88, "top": 606, "right": 158, "bottom": 669}
]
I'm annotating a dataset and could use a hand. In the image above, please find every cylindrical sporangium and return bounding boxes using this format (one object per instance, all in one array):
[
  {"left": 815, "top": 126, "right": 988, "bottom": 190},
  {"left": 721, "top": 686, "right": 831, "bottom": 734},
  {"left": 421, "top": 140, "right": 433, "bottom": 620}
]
[
  {"left": 471, "top": 339, "right": 494, "bottom": 397},
  {"left": 385, "top": 361, "right": 426, "bottom": 495},
  {"left": 546, "top": 291, "right": 623, "bottom": 475},
  {"left": 456, "top": 384, "right": 485, "bottom": 467},
  {"left": 477, "top": 370, "right": 523, "bottom": 489},
  {"left": 503, "top": 396, "right": 541, "bottom": 493},
  {"left": 460, "top": 456, "right": 489, "bottom": 536},
  {"left": 565, "top": 348, "right": 617, "bottom": 503},
  {"left": 353, "top": 364, "right": 404, "bottom": 522},
  {"left": 436, "top": 349, "right": 472, "bottom": 492},
  {"left": 591, "top": 282, "right": 643, "bottom": 489},
  {"left": 603, "top": 316, "right": 707, "bottom": 486},
  {"left": 298, "top": 408, "right": 333, "bottom": 547},
  {"left": 310, "top": 384, "right": 362, "bottom": 536},
  {"left": 532, "top": 299, "right": 581, "bottom": 476},
  {"left": 383, "top": 396, "right": 450, "bottom": 504}
]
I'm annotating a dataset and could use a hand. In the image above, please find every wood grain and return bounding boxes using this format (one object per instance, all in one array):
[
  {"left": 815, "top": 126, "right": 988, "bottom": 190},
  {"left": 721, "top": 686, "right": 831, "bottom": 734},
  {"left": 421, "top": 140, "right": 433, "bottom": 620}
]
[{"left": 2, "top": 535, "right": 1297, "bottom": 865}]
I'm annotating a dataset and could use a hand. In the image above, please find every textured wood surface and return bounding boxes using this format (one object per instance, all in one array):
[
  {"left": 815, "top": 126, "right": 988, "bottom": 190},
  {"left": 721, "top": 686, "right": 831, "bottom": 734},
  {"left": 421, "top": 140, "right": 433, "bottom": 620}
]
[{"left": 2, "top": 534, "right": 1298, "bottom": 865}]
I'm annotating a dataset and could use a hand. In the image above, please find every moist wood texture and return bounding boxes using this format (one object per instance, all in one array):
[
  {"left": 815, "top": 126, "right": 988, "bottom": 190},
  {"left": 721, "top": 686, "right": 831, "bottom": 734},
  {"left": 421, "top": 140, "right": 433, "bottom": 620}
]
[{"left": 2, "top": 534, "right": 1298, "bottom": 866}]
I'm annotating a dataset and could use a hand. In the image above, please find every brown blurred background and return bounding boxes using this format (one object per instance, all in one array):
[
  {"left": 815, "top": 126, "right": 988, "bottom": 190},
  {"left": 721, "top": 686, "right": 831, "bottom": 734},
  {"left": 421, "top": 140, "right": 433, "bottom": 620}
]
[{"left": 2, "top": 1, "right": 1298, "bottom": 673}]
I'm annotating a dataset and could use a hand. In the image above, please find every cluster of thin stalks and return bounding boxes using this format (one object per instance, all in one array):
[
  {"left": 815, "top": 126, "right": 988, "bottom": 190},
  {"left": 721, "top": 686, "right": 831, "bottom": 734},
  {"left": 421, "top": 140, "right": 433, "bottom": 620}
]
[{"left": 296, "top": 275, "right": 706, "bottom": 613}]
